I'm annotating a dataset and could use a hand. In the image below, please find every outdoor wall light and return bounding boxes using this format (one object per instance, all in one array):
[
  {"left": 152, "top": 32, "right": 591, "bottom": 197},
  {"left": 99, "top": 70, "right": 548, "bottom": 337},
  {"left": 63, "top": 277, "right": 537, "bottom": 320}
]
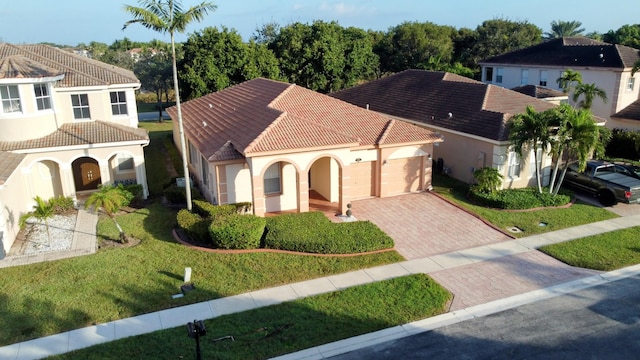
[{"left": 355, "top": 158, "right": 362, "bottom": 162}]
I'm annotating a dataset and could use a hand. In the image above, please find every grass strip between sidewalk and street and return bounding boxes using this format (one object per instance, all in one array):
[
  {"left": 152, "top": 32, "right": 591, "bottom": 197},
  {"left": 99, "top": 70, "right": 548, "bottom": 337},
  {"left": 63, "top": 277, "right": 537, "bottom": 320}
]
[{"left": 50, "top": 274, "right": 451, "bottom": 360}]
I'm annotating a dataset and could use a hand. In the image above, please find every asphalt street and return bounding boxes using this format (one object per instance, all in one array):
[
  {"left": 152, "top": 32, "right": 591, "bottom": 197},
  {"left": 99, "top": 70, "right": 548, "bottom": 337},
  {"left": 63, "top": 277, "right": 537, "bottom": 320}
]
[{"left": 330, "top": 274, "right": 640, "bottom": 360}]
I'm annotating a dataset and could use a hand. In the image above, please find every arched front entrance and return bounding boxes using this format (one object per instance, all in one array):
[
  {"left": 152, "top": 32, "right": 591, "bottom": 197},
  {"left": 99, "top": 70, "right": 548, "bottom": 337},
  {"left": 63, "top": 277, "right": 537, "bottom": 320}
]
[
  {"left": 308, "top": 157, "right": 340, "bottom": 215},
  {"left": 72, "top": 157, "right": 101, "bottom": 192},
  {"left": 29, "top": 160, "right": 63, "bottom": 200}
]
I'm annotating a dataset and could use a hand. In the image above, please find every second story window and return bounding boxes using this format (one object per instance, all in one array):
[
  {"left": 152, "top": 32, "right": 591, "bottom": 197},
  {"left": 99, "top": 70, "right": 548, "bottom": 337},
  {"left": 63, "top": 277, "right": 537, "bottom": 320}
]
[
  {"left": 34, "top": 84, "right": 52, "bottom": 110},
  {"left": 1, "top": 85, "right": 22, "bottom": 113},
  {"left": 496, "top": 68, "right": 503, "bottom": 83},
  {"left": 520, "top": 69, "right": 529, "bottom": 85},
  {"left": 110, "top": 91, "right": 128, "bottom": 115},
  {"left": 485, "top": 67, "right": 494, "bottom": 82},
  {"left": 71, "top": 94, "right": 91, "bottom": 119},
  {"left": 539, "top": 70, "right": 548, "bottom": 87},
  {"left": 627, "top": 77, "right": 635, "bottom": 91}
]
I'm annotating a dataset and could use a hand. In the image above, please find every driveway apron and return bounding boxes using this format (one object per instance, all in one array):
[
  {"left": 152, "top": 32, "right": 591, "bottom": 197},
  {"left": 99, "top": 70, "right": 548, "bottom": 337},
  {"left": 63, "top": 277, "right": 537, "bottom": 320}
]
[{"left": 352, "top": 192, "right": 513, "bottom": 260}]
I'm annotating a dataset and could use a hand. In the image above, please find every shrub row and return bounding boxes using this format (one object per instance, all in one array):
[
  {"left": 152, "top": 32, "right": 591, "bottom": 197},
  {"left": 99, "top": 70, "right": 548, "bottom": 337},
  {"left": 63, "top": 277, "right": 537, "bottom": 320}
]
[
  {"left": 606, "top": 129, "right": 640, "bottom": 160},
  {"left": 469, "top": 187, "right": 571, "bottom": 210},
  {"left": 210, "top": 214, "right": 266, "bottom": 249},
  {"left": 163, "top": 184, "right": 203, "bottom": 205},
  {"left": 264, "top": 212, "right": 394, "bottom": 254}
]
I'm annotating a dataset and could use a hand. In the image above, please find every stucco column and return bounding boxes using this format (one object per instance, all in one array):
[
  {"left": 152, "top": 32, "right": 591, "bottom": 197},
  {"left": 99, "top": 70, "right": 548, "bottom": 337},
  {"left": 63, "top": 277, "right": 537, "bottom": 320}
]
[
  {"left": 339, "top": 165, "right": 351, "bottom": 215},
  {"left": 59, "top": 163, "right": 77, "bottom": 203},
  {"left": 98, "top": 159, "right": 111, "bottom": 186},
  {"left": 297, "top": 170, "right": 309, "bottom": 213},
  {"left": 134, "top": 155, "right": 149, "bottom": 199},
  {"left": 251, "top": 175, "right": 265, "bottom": 217}
]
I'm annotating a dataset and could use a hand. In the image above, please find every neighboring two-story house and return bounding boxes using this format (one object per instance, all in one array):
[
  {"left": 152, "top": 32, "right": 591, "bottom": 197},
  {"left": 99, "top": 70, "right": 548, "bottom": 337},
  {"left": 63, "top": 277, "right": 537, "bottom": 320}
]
[
  {"left": 479, "top": 37, "right": 640, "bottom": 130},
  {"left": 0, "top": 43, "right": 149, "bottom": 257}
]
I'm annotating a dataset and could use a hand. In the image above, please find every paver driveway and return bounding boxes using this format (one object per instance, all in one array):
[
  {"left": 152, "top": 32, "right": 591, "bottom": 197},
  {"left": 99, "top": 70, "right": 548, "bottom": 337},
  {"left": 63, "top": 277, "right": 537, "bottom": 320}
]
[{"left": 352, "top": 192, "right": 513, "bottom": 260}]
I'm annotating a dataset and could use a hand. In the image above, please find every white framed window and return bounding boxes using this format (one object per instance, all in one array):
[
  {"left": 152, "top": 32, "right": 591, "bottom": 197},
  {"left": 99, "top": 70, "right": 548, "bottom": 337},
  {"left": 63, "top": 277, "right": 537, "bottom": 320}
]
[
  {"left": 485, "top": 67, "right": 494, "bottom": 82},
  {"left": 264, "top": 162, "right": 281, "bottom": 195},
  {"left": 34, "top": 84, "right": 52, "bottom": 110},
  {"left": 71, "top": 94, "right": 90, "bottom": 119},
  {"left": 188, "top": 141, "right": 198, "bottom": 165},
  {"left": 496, "top": 68, "right": 503, "bottom": 83},
  {"left": 627, "top": 77, "right": 635, "bottom": 91},
  {"left": 110, "top": 91, "right": 128, "bottom": 115},
  {"left": 201, "top": 156, "right": 208, "bottom": 185},
  {"left": 1, "top": 85, "right": 22, "bottom": 113},
  {"left": 520, "top": 69, "right": 529, "bottom": 85},
  {"left": 539, "top": 70, "right": 548, "bottom": 87},
  {"left": 507, "top": 151, "right": 521, "bottom": 178},
  {"left": 116, "top": 154, "right": 134, "bottom": 173}
]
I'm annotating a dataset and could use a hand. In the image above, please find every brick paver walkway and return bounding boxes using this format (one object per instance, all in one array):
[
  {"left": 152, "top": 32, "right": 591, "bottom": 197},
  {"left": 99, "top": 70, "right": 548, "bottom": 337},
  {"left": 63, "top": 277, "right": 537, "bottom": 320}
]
[{"left": 352, "top": 192, "right": 513, "bottom": 259}]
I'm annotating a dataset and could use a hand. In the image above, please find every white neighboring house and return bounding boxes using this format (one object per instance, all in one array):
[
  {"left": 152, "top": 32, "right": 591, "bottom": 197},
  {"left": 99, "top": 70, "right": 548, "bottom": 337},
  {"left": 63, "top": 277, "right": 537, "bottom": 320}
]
[
  {"left": 0, "top": 43, "right": 150, "bottom": 257},
  {"left": 479, "top": 37, "right": 640, "bottom": 130}
]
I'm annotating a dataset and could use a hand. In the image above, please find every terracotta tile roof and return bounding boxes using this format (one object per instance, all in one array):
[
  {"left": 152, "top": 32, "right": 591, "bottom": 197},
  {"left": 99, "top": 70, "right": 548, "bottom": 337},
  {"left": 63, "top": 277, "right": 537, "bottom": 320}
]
[
  {"left": 0, "top": 151, "right": 25, "bottom": 185},
  {"left": 331, "top": 69, "right": 557, "bottom": 142},
  {"left": 168, "top": 78, "right": 441, "bottom": 161},
  {"left": 480, "top": 37, "right": 640, "bottom": 69},
  {"left": 511, "top": 85, "right": 567, "bottom": 99},
  {"left": 612, "top": 100, "right": 640, "bottom": 121},
  {"left": 0, "top": 121, "right": 148, "bottom": 151},
  {"left": 0, "top": 43, "right": 139, "bottom": 86}
]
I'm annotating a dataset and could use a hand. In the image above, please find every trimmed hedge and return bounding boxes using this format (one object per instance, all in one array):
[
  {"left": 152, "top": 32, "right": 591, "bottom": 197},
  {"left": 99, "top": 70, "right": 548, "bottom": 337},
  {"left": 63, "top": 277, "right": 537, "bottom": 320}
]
[
  {"left": 176, "top": 209, "right": 210, "bottom": 244},
  {"left": 209, "top": 214, "right": 265, "bottom": 249},
  {"left": 469, "top": 187, "right": 571, "bottom": 209},
  {"left": 264, "top": 212, "right": 394, "bottom": 254},
  {"left": 163, "top": 184, "right": 203, "bottom": 205},
  {"left": 192, "top": 200, "right": 236, "bottom": 219}
]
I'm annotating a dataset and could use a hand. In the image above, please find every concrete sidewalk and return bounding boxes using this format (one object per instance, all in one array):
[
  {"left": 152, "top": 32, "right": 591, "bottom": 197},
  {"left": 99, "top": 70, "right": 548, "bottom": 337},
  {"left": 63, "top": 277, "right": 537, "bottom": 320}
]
[{"left": 2, "top": 213, "right": 639, "bottom": 360}]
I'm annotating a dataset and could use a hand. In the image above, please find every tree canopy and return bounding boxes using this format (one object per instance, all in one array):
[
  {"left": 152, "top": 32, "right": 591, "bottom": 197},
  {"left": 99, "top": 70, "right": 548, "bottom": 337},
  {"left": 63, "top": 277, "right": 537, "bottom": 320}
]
[{"left": 545, "top": 20, "right": 585, "bottom": 39}]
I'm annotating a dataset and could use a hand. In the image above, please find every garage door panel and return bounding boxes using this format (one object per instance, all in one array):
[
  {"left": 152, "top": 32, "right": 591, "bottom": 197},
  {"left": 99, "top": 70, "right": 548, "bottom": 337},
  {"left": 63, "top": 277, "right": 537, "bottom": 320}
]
[
  {"left": 386, "top": 157, "right": 422, "bottom": 195},
  {"left": 351, "top": 161, "right": 375, "bottom": 199}
]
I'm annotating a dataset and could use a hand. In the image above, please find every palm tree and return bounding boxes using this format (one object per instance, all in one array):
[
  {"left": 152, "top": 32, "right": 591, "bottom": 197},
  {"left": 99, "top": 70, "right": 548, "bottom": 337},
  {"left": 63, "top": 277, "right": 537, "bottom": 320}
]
[
  {"left": 556, "top": 69, "right": 583, "bottom": 94},
  {"left": 545, "top": 20, "right": 585, "bottom": 39},
  {"left": 85, "top": 186, "right": 128, "bottom": 243},
  {"left": 123, "top": 0, "right": 216, "bottom": 211},
  {"left": 572, "top": 83, "right": 608, "bottom": 109},
  {"left": 31, "top": 196, "right": 54, "bottom": 247},
  {"left": 508, "top": 105, "right": 552, "bottom": 193}
]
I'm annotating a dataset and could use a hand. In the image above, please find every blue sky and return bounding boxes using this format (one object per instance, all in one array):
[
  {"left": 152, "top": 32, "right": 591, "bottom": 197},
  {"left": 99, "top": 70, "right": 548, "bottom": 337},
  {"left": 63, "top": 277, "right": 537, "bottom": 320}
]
[{"left": 0, "top": 0, "right": 637, "bottom": 46}]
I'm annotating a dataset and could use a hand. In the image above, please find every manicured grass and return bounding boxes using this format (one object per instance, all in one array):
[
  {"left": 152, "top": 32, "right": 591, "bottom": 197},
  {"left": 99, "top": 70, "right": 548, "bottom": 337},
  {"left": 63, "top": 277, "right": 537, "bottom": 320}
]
[
  {"left": 138, "top": 121, "right": 175, "bottom": 195},
  {"left": 540, "top": 226, "right": 640, "bottom": 271},
  {"left": 51, "top": 274, "right": 451, "bottom": 360},
  {"left": 0, "top": 202, "right": 403, "bottom": 346},
  {"left": 432, "top": 174, "right": 619, "bottom": 237}
]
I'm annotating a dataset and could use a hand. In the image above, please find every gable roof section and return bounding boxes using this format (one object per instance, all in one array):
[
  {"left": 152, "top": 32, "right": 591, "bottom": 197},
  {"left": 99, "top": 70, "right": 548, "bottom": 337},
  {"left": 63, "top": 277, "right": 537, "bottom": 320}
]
[
  {"left": 511, "top": 84, "right": 567, "bottom": 99},
  {"left": 330, "top": 70, "right": 556, "bottom": 142},
  {"left": 0, "top": 151, "right": 26, "bottom": 186},
  {"left": 0, "top": 121, "right": 148, "bottom": 151},
  {"left": 480, "top": 37, "right": 640, "bottom": 69},
  {"left": 0, "top": 43, "right": 139, "bottom": 86},
  {"left": 168, "top": 78, "right": 441, "bottom": 161}
]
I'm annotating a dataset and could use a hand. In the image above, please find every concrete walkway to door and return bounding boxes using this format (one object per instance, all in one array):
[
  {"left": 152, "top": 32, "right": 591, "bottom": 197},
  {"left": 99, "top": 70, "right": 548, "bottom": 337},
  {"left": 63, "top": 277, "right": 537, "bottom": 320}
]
[{"left": 352, "top": 192, "right": 513, "bottom": 259}]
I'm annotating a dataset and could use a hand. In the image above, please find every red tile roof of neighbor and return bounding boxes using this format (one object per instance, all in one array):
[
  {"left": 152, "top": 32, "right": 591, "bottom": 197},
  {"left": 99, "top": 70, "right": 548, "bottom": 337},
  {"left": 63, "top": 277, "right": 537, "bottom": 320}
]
[
  {"left": 480, "top": 37, "right": 640, "bottom": 69},
  {"left": 0, "top": 43, "right": 139, "bottom": 86},
  {"left": 167, "top": 78, "right": 442, "bottom": 161},
  {"left": 330, "top": 70, "right": 558, "bottom": 142},
  {"left": 511, "top": 85, "right": 567, "bottom": 99},
  {"left": 0, "top": 151, "right": 25, "bottom": 185},
  {"left": 0, "top": 121, "right": 149, "bottom": 151}
]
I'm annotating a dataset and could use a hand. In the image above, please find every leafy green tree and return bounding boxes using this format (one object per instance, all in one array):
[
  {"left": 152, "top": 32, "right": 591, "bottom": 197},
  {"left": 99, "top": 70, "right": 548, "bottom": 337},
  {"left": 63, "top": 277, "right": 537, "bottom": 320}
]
[
  {"left": 134, "top": 50, "right": 172, "bottom": 121},
  {"left": 468, "top": 19, "right": 542, "bottom": 69},
  {"left": 243, "top": 40, "right": 282, "bottom": 80},
  {"left": 376, "top": 21, "right": 456, "bottom": 74},
  {"left": 97, "top": 49, "right": 135, "bottom": 70},
  {"left": 472, "top": 167, "right": 503, "bottom": 193},
  {"left": 31, "top": 196, "right": 55, "bottom": 246},
  {"left": 251, "top": 21, "right": 280, "bottom": 44},
  {"left": 508, "top": 105, "right": 553, "bottom": 193},
  {"left": 545, "top": 20, "right": 585, "bottom": 39},
  {"left": 123, "top": 0, "right": 216, "bottom": 212},
  {"left": 573, "top": 82, "right": 607, "bottom": 109},
  {"left": 85, "top": 186, "right": 128, "bottom": 243},
  {"left": 603, "top": 24, "right": 640, "bottom": 48},
  {"left": 556, "top": 68, "right": 583, "bottom": 94}
]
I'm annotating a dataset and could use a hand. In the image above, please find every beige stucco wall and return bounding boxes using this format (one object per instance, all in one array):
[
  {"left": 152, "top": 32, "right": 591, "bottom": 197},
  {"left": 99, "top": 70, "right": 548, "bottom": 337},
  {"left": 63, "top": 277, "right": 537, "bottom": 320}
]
[
  {"left": 264, "top": 162, "right": 298, "bottom": 212},
  {"left": 606, "top": 118, "right": 640, "bottom": 131},
  {"left": 225, "top": 164, "right": 252, "bottom": 204},
  {"left": 0, "top": 165, "right": 31, "bottom": 257}
]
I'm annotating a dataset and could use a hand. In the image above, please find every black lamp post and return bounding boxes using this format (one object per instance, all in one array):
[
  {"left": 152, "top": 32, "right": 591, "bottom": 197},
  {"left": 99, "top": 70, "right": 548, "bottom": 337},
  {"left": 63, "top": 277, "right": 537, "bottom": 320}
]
[{"left": 187, "top": 319, "right": 207, "bottom": 360}]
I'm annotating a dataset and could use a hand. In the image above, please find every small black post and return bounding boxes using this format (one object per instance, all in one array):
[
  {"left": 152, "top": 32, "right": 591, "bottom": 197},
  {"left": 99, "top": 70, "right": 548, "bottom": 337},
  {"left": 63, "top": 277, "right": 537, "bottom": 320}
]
[{"left": 187, "top": 319, "right": 207, "bottom": 360}]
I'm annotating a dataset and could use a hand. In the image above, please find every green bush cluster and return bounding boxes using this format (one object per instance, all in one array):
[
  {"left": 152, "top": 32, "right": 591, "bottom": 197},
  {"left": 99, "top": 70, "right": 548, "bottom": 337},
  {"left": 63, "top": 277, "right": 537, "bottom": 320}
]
[
  {"left": 163, "top": 184, "right": 203, "bottom": 205},
  {"left": 606, "top": 129, "right": 640, "bottom": 160},
  {"left": 48, "top": 196, "right": 75, "bottom": 213},
  {"left": 469, "top": 187, "right": 571, "bottom": 209},
  {"left": 209, "top": 214, "right": 266, "bottom": 249},
  {"left": 118, "top": 184, "right": 144, "bottom": 207},
  {"left": 192, "top": 200, "right": 236, "bottom": 219},
  {"left": 176, "top": 209, "right": 210, "bottom": 244},
  {"left": 264, "top": 212, "right": 394, "bottom": 254}
]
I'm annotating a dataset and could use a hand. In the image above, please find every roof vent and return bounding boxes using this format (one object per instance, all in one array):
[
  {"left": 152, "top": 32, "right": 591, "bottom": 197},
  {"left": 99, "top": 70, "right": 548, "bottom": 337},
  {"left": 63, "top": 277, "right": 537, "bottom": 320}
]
[
  {"left": 448, "top": 112, "right": 453, "bottom": 118},
  {"left": 208, "top": 103, "right": 213, "bottom": 108},
  {"left": 202, "top": 121, "right": 207, "bottom": 127}
]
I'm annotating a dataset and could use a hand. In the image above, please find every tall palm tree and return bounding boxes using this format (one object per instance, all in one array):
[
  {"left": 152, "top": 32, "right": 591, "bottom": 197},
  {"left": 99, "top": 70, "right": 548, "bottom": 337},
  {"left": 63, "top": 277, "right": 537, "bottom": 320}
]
[
  {"left": 85, "top": 186, "right": 128, "bottom": 243},
  {"left": 545, "top": 20, "right": 585, "bottom": 39},
  {"left": 556, "top": 68, "right": 583, "bottom": 94},
  {"left": 508, "top": 105, "right": 552, "bottom": 193},
  {"left": 572, "top": 83, "right": 608, "bottom": 109},
  {"left": 123, "top": 0, "right": 216, "bottom": 211}
]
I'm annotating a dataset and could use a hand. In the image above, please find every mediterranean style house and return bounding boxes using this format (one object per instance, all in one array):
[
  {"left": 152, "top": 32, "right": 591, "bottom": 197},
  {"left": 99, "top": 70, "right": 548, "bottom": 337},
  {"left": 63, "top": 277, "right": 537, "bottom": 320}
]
[
  {"left": 0, "top": 43, "right": 149, "bottom": 257},
  {"left": 167, "top": 78, "right": 442, "bottom": 217},
  {"left": 479, "top": 37, "right": 640, "bottom": 130},
  {"left": 331, "top": 70, "right": 558, "bottom": 189}
]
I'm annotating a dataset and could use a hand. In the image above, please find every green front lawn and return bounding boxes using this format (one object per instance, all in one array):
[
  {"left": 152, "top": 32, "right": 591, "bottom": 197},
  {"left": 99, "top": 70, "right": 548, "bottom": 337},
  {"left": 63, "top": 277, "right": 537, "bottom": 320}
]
[
  {"left": 432, "top": 174, "right": 619, "bottom": 237},
  {"left": 540, "top": 226, "right": 640, "bottom": 271},
  {"left": 51, "top": 274, "right": 451, "bottom": 360}
]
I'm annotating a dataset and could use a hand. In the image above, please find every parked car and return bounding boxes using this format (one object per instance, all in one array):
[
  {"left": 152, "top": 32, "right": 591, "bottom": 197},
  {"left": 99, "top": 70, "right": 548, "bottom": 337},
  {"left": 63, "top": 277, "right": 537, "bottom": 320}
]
[
  {"left": 613, "top": 162, "right": 640, "bottom": 180},
  {"left": 562, "top": 160, "right": 640, "bottom": 206}
]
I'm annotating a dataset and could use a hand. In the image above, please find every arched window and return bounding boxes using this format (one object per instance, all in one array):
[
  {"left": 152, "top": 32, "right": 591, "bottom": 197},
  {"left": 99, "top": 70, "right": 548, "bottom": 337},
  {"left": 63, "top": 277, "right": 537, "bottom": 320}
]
[{"left": 264, "top": 162, "right": 281, "bottom": 195}]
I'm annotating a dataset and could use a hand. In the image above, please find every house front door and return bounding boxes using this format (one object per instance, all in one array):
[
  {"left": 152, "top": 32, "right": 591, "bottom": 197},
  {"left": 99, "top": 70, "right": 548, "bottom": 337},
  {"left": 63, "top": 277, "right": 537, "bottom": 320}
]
[{"left": 72, "top": 158, "right": 101, "bottom": 191}]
